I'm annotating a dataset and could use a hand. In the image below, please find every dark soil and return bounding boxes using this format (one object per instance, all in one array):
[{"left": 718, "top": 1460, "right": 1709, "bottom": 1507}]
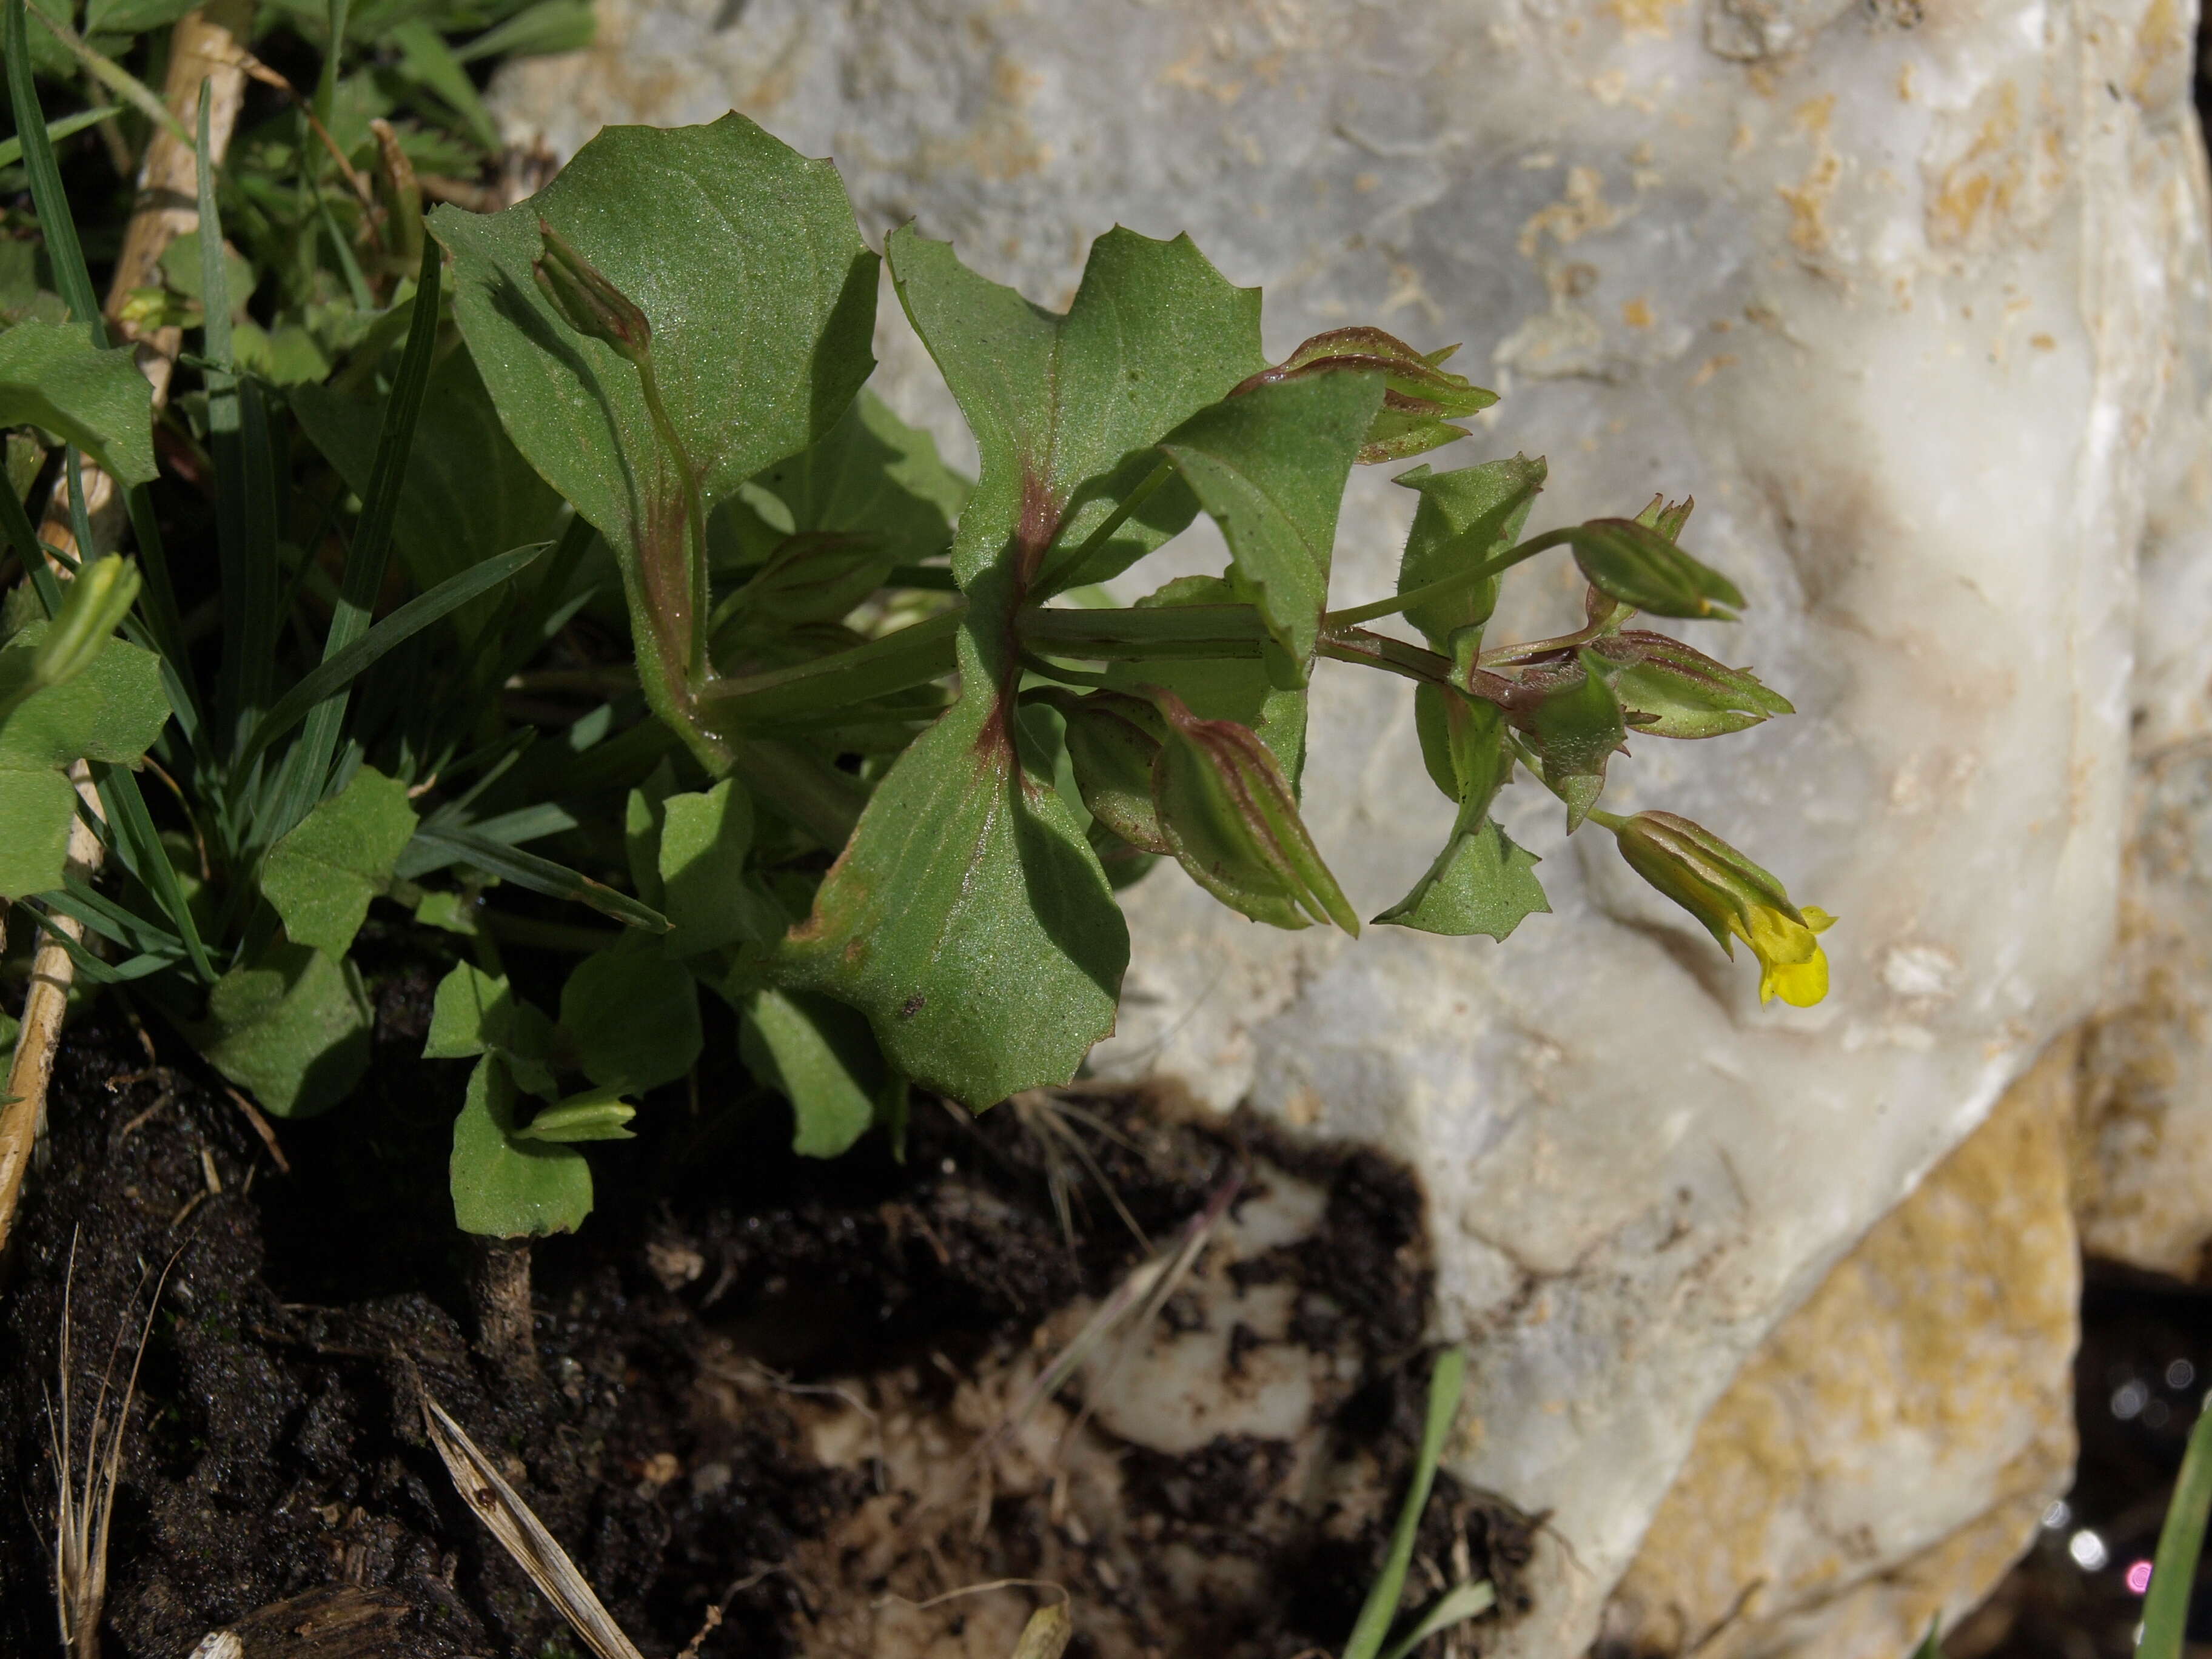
[
  {"left": 1954, "top": 1264, "right": 2212, "bottom": 1659},
  {"left": 0, "top": 947, "right": 1534, "bottom": 1659}
]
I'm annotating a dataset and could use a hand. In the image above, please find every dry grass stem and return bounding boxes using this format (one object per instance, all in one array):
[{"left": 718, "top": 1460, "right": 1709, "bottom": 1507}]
[
  {"left": 417, "top": 1390, "right": 648, "bottom": 1659},
  {"left": 50, "top": 1239, "right": 177, "bottom": 1659}
]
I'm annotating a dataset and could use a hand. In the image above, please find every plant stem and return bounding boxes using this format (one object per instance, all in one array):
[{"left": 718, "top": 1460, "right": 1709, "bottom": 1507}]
[
  {"left": 635, "top": 354, "right": 710, "bottom": 688},
  {"left": 697, "top": 605, "right": 964, "bottom": 725},
  {"left": 1017, "top": 602, "right": 1269, "bottom": 661},
  {"left": 1324, "top": 527, "right": 1572, "bottom": 631},
  {"left": 1032, "top": 460, "right": 1173, "bottom": 597}
]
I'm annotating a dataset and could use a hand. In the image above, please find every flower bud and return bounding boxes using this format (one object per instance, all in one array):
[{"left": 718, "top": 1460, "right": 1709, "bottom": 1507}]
[
  {"left": 1233, "top": 326, "right": 1498, "bottom": 464},
  {"left": 1557, "top": 518, "right": 1742, "bottom": 620},
  {"left": 31, "top": 555, "right": 140, "bottom": 691},
  {"left": 532, "top": 220, "right": 652, "bottom": 364},
  {"left": 1611, "top": 810, "right": 1835, "bottom": 1005},
  {"left": 1150, "top": 690, "right": 1358, "bottom": 934},
  {"left": 1591, "top": 631, "right": 1794, "bottom": 739}
]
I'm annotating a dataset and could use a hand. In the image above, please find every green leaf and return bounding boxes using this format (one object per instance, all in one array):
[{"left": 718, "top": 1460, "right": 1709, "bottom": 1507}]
[
  {"left": 1155, "top": 372, "right": 1380, "bottom": 677},
  {"left": 769, "top": 223, "right": 1270, "bottom": 1105},
  {"left": 1043, "top": 689, "right": 1169, "bottom": 855},
  {"left": 622, "top": 756, "right": 676, "bottom": 907},
  {"left": 509, "top": 1085, "right": 635, "bottom": 1143},
  {"left": 450, "top": 1054, "right": 594, "bottom": 1236},
  {"left": 156, "top": 227, "right": 252, "bottom": 314},
  {"left": 81, "top": 0, "right": 194, "bottom": 35},
  {"left": 292, "top": 350, "right": 566, "bottom": 637},
  {"left": 659, "top": 778, "right": 782, "bottom": 958},
  {"left": 423, "top": 960, "right": 558, "bottom": 1097},
  {"left": 0, "top": 623, "right": 168, "bottom": 897},
  {"left": 558, "top": 944, "right": 700, "bottom": 1092},
  {"left": 1523, "top": 649, "right": 1627, "bottom": 832},
  {"left": 454, "top": 0, "right": 595, "bottom": 62},
  {"left": 0, "top": 317, "right": 155, "bottom": 484},
  {"left": 748, "top": 388, "right": 971, "bottom": 569},
  {"left": 740, "top": 987, "right": 881, "bottom": 1158},
  {"left": 260, "top": 764, "right": 417, "bottom": 956},
  {"left": 189, "top": 943, "right": 373, "bottom": 1119},
  {"left": 432, "top": 115, "right": 879, "bottom": 740},
  {"left": 1394, "top": 455, "right": 1546, "bottom": 655},
  {"left": 775, "top": 653, "right": 1126, "bottom": 1108},
  {"left": 1375, "top": 819, "right": 1548, "bottom": 940},
  {"left": 883, "top": 221, "right": 1264, "bottom": 597},
  {"left": 1101, "top": 573, "right": 1309, "bottom": 780},
  {"left": 387, "top": 19, "right": 497, "bottom": 150}
]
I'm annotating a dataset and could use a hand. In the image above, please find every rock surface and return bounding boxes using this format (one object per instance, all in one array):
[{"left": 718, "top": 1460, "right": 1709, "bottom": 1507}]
[
  {"left": 489, "top": 2, "right": 2211, "bottom": 1652},
  {"left": 1603, "top": 1038, "right": 2080, "bottom": 1659}
]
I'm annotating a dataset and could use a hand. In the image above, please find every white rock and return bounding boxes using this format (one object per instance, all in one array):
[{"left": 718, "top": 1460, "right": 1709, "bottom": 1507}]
[{"left": 491, "top": 1, "right": 2209, "bottom": 1650}]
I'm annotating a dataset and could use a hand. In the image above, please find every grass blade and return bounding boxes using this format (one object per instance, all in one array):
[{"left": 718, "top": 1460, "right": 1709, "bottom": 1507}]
[
  {"left": 406, "top": 825, "right": 669, "bottom": 931},
  {"left": 418, "top": 1390, "right": 648, "bottom": 1659},
  {"left": 92, "top": 763, "right": 216, "bottom": 982},
  {"left": 1341, "top": 1347, "right": 1469, "bottom": 1659},
  {"left": 1374, "top": 1581, "right": 1495, "bottom": 1659},
  {"left": 0, "top": 104, "right": 116, "bottom": 169},
  {"left": 2139, "top": 1392, "right": 2212, "bottom": 1659},
  {"left": 241, "top": 539, "right": 551, "bottom": 767},
  {"left": 6, "top": 0, "right": 102, "bottom": 335},
  {"left": 256, "top": 232, "right": 441, "bottom": 840}
]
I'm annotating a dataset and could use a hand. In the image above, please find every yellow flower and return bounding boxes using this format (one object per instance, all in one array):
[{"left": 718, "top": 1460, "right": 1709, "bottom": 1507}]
[
  {"left": 1610, "top": 811, "right": 1838, "bottom": 1008},
  {"left": 1737, "top": 905, "right": 1836, "bottom": 1007}
]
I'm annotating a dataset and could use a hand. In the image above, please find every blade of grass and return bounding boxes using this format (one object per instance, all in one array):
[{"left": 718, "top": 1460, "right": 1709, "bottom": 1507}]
[
  {"left": 20, "top": 0, "right": 190, "bottom": 148},
  {"left": 2139, "top": 1391, "right": 2212, "bottom": 1659},
  {"left": 0, "top": 104, "right": 116, "bottom": 168},
  {"left": 1341, "top": 1347, "right": 1469, "bottom": 1659},
  {"left": 405, "top": 825, "right": 670, "bottom": 931},
  {"left": 7, "top": 0, "right": 106, "bottom": 335},
  {"left": 240, "top": 539, "right": 552, "bottom": 767},
  {"left": 255, "top": 232, "right": 442, "bottom": 840},
  {"left": 92, "top": 762, "right": 215, "bottom": 982},
  {"left": 1373, "top": 1581, "right": 1495, "bottom": 1659},
  {"left": 2, "top": 466, "right": 66, "bottom": 614},
  {"left": 49, "top": 877, "right": 189, "bottom": 957},
  {"left": 315, "top": 0, "right": 350, "bottom": 126}
]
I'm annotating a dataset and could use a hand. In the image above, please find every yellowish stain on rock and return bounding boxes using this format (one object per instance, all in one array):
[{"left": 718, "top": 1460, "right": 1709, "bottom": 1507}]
[
  {"left": 1606, "top": 0, "right": 1689, "bottom": 37},
  {"left": 1923, "top": 79, "right": 2066, "bottom": 251},
  {"left": 1518, "top": 166, "right": 1627, "bottom": 259},
  {"left": 1606, "top": 1040, "right": 2080, "bottom": 1658}
]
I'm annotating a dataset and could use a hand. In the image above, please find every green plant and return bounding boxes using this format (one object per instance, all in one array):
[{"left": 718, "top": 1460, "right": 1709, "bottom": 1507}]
[{"left": 4, "top": 47, "right": 1828, "bottom": 1241}]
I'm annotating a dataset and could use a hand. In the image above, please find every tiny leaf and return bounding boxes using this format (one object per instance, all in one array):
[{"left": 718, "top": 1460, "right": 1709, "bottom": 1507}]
[
  {"left": 189, "top": 943, "right": 374, "bottom": 1119},
  {"left": 423, "top": 960, "right": 560, "bottom": 1098},
  {"left": 451, "top": 1055, "right": 595, "bottom": 1236},
  {"left": 0, "top": 317, "right": 156, "bottom": 485},
  {"left": 1393, "top": 455, "right": 1546, "bottom": 654},
  {"left": 740, "top": 987, "right": 882, "bottom": 1158},
  {"left": 558, "top": 944, "right": 701, "bottom": 1092},
  {"left": 1375, "top": 819, "right": 1549, "bottom": 939},
  {"left": 260, "top": 765, "right": 418, "bottom": 956}
]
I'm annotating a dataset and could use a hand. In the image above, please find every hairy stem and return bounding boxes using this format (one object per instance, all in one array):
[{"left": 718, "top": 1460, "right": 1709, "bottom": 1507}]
[
  {"left": 1324, "top": 527, "right": 1572, "bottom": 631},
  {"left": 1032, "top": 460, "right": 1173, "bottom": 597},
  {"left": 635, "top": 354, "right": 710, "bottom": 689}
]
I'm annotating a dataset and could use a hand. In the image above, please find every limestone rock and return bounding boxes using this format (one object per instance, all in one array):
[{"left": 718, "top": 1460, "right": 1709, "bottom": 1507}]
[
  {"left": 1602, "top": 1040, "right": 2079, "bottom": 1658},
  {"left": 489, "top": 0, "right": 2210, "bottom": 1651}
]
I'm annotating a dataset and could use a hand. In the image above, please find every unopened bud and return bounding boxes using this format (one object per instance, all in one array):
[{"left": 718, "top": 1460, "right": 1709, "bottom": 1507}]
[
  {"left": 1558, "top": 519, "right": 1742, "bottom": 621},
  {"left": 1612, "top": 810, "right": 1835, "bottom": 1005},
  {"left": 1592, "top": 631, "right": 1794, "bottom": 739},
  {"left": 1150, "top": 690, "right": 1358, "bottom": 934},
  {"left": 1235, "top": 326, "right": 1498, "bottom": 464},
  {"left": 32, "top": 555, "right": 140, "bottom": 691},
  {"left": 533, "top": 220, "right": 652, "bottom": 364}
]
